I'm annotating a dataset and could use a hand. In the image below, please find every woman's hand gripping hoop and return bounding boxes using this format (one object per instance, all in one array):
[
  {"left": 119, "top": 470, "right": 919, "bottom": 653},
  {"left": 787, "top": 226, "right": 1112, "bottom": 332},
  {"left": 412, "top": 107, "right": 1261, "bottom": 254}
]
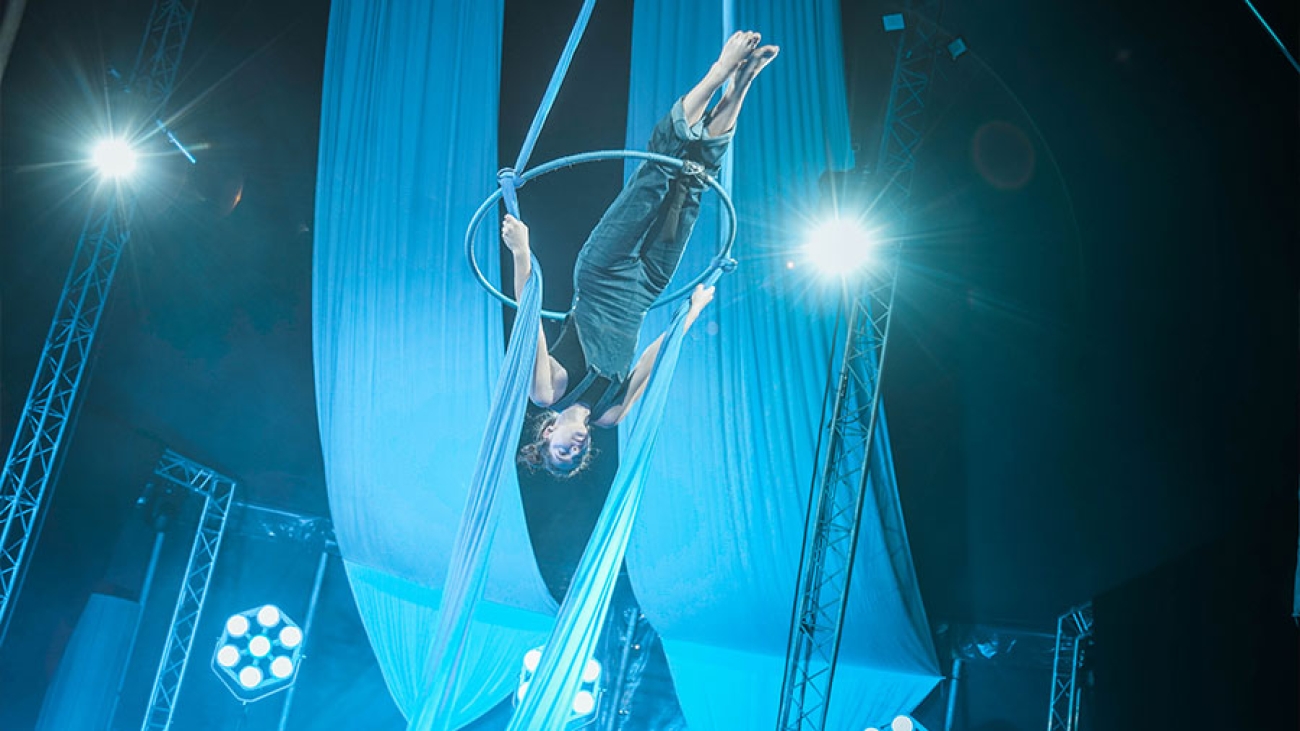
[{"left": 465, "top": 149, "right": 739, "bottom": 321}]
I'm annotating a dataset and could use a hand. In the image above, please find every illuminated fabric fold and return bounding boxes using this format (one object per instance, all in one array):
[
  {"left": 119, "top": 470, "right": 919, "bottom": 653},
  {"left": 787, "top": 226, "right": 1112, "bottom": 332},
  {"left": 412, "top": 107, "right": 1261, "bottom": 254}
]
[
  {"left": 624, "top": 2, "right": 944, "bottom": 729},
  {"left": 314, "top": 1, "right": 556, "bottom": 727},
  {"left": 507, "top": 271, "right": 724, "bottom": 731},
  {"left": 316, "top": 1, "right": 940, "bottom": 728}
]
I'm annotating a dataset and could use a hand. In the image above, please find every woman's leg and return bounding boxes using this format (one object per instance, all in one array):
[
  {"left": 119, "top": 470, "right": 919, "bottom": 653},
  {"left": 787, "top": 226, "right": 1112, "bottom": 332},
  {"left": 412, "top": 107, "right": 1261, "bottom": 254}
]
[
  {"left": 705, "top": 44, "right": 780, "bottom": 137},
  {"left": 639, "top": 43, "right": 780, "bottom": 290},
  {"left": 576, "top": 35, "right": 776, "bottom": 301},
  {"left": 682, "top": 31, "right": 760, "bottom": 126}
]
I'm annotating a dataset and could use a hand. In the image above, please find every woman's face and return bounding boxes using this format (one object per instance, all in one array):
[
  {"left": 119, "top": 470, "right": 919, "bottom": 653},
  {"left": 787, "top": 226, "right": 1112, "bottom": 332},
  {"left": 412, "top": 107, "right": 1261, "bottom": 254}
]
[{"left": 543, "top": 421, "right": 590, "bottom": 472}]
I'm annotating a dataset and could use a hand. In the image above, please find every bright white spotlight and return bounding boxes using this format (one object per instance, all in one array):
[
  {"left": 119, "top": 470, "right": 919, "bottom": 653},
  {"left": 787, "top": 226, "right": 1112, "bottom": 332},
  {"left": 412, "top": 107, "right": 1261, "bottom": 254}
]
[
  {"left": 92, "top": 139, "right": 137, "bottom": 178},
  {"left": 803, "top": 217, "right": 876, "bottom": 276},
  {"left": 572, "top": 690, "right": 596, "bottom": 716},
  {"left": 516, "top": 683, "right": 529, "bottom": 702},
  {"left": 278, "top": 625, "right": 303, "bottom": 649},
  {"left": 239, "top": 666, "right": 263, "bottom": 689},
  {"left": 581, "top": 658, "right": 601, "bottom": 683},
  {"left": 226, "top": 614, "right": 250, "bottom": 638},
  {"left": 270, "top": 656, "right": 295, "bottom": 679},
  {"left": 523, "top": 648, "right": 542, "bottom": 672},
  {"left": 249, "top": 635, "right": 272, "bottom": 657},
  {"left": 257, "top": 605, "right": 281, "bottom": 627},
  {"left": 216, "top": 645, "right": 241, "bottom": 668},
  {"left": 891, "top": 716, "right": 915, "bottom": 731}
]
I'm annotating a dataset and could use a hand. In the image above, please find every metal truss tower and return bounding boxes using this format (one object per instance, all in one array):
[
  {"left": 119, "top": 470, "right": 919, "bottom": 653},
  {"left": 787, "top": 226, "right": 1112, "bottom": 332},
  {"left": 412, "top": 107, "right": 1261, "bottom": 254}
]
[
  {"left": 141, "top": 450, "right": 236, "bottom": 731},
  {"left": 0, "top": 0, "right": 198, "bottom": 645},
  {"left": 776, "top": 2, "right": 944, "bottom": 729},
  {"left": 1046, "top": 603, "right": 1093, "bottom": 731}
]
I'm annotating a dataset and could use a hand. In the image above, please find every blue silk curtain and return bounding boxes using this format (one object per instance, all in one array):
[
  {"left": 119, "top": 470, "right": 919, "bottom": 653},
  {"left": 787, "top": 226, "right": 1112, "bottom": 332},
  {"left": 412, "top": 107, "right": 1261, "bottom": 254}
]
[
  {"left": 313, "top": 1, "right": 556, "bottom": 726},
  {"left": 624, "top": 2, "right": 943, "bottom": 729},
  {"left": 34, "top": 593, "right": 137, "bottom": 731},
  {"left": 316, "top": 1, "right": 941, "bottom": 729}
]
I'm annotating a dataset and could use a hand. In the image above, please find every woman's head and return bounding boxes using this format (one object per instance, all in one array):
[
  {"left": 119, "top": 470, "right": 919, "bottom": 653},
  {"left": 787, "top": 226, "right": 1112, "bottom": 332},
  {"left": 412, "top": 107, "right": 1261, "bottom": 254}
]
[{"left": 518, "top": 409, "right": 595, "bottom": 478}]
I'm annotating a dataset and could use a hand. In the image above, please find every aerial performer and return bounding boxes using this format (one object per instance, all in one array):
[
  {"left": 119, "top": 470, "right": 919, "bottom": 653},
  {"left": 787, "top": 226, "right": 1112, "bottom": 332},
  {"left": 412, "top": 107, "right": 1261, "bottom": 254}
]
[{"left": 501, "top": 31, "right": 779, "bottom": 477}]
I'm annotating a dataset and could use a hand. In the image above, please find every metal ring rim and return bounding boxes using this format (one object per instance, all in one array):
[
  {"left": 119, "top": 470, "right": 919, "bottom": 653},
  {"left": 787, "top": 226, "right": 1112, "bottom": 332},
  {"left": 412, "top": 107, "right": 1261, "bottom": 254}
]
[{"left": 465, "top": 149, "right": 738, "bottom": 321}]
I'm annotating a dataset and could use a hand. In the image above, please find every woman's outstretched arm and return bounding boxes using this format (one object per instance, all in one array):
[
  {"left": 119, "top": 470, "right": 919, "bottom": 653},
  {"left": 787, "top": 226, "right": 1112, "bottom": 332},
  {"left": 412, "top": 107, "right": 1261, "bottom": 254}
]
[
  {"left": 597, "top": 284, "right": 715, "bottom": 426},
  {"left": 502, "top": 214, "right": 566, "bottom": 406}
]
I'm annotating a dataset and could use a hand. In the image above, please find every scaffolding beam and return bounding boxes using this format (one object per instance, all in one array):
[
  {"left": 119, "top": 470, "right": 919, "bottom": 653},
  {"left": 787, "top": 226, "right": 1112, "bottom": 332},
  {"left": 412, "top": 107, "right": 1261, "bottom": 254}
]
[
  {"left": 1046, "top": 603, "right": 1093, "bottom": 731},
  {"left": 0, "top": 0, "right": 197, "bottom": 646},
  {"left": 128, "top": 0, "right": 199, "bottom": 108},
  {"left": 141, "top": 450, "right": 237, "bottom": 731},
  {"left": 874, "top": 0, "right": 944, "bottom": 214},
  {"left": 776, "top": 2, "right": 943, "bottom": 729},
  {"left": 0, "top": 198, "right": 132, "bottom": 646}
]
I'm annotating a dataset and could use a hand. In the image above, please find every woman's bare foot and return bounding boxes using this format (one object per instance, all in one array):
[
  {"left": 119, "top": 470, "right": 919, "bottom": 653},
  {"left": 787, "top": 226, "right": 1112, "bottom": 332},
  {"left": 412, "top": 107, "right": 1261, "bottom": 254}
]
[
  {"left": 734, "top": 44, "right": 779, "bottom": 88},
  {"left": 683, "top": 31, "right": 762, "bottom": 125},
  {"left": 705, "top": 44, "right": 780, "bottom": 137},
  {"left": 716, "top": 31, "right": 761, "bottom": 76}
]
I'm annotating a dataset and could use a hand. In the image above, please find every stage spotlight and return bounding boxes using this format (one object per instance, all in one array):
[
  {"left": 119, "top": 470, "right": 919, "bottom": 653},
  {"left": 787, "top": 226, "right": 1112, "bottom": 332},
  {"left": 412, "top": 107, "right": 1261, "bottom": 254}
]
[
  {"left": 947, "top": 37, "right": 968, "bottom": 60},
  {"left": 211, "top": 605, "right": 306, "bottom": 702},
  {"left": 256, "top": 604, "right": 281, "bottom": 627},
  {"left": 226, "top": 614, "right": 249, "bottom": 638},
  {"left": 278, "top": 625, "right": 303, "bottom": 649},
  {"left": 891, "top": 715, "right": 915, "bottom": 731},
  {"left": 215, "top": 642, "right": 241, "bottom": 665},
  {"left": 514, "top": 645, "right": 602, "bottom": 728},
  {"left": 92, "top": 139, "right": 137, "bottom": 178},
  {"left": 216, "top": 644, "right": 241, "bottom": 668},
  {"left": 523, "top": 648, "right": 543, "bottom": 673},
  {"left": 239, "top": 666, "right": 263, "bottom": 689},
  {"left": 249, "top": 635, "right": 271, "bottom": 657},
  {"left": 572, "top": 690, "right": 596, "bottom": 715},
  {"left": 270, "top": 656, "right": 295, "bottom": 679},
  {"left": 803, "top": 217, "right": 876, "bottom": 277}
]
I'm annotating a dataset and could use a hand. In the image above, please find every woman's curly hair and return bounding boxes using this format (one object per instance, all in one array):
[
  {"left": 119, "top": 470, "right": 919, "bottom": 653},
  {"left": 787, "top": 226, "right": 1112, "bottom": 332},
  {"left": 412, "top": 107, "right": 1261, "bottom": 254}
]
[{"left": 518, "top": 411, "right": 597, "bottom": 479}]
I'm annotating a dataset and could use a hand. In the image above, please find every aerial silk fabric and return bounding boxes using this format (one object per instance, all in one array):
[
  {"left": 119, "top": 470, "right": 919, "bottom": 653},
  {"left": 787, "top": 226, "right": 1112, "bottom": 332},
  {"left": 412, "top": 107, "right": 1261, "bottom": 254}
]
[
  {"left": 34, "top": 593, "right": 137, "bottom": 731},
  {"left": 508, "top": 287, "right": 715, "bottom": 731},
  {"left": 624, "top": 2, "right": 943, "bottom": 729},
  {"left": 414, "top": 250, "right": 542, "bottom": 731},
  {"left": 313, "top": 1, "right": 557, "bottom": 727}
]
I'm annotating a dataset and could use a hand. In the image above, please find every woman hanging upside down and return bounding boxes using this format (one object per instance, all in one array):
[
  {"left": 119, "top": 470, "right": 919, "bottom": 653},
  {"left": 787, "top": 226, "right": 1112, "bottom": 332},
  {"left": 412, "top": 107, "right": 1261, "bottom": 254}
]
[{"left": 502, "top": 31, "right": 779, "bottom": 477}]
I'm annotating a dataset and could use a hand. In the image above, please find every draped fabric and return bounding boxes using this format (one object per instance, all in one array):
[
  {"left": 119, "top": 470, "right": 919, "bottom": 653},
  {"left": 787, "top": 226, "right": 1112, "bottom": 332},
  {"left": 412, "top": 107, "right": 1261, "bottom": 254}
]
[
  {"left": 624, "top": 3, "right": 943, "bottom": 729},
  {"left": 313, "top": 1, "right": 556, "bottom": 726},
  {"left": 35, "top": 593, "right": 137, "bottom": 731},
  {"left": 317, "top": 1, "right": 941, "bottom": 728},
  {"left": 412, "top": 252, "right": 542, "bottom": 731},
  {"left": 507, "top": 278, "right": 721, "bottom": 731}
]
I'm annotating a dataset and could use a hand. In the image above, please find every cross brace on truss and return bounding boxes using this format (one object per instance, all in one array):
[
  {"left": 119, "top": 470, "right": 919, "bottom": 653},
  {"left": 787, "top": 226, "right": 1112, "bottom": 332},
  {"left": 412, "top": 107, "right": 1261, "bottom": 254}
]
[
  {"left": 0, "top": 0, "right": 197, "bottom": 646},
  {"left": 775, "top": 246, "right": 903, "bottom": 731},
  {"left": 0, "top": 198, "right": 133, "bottom": 645},
  {"left": 140, "top": 450, "right": 237, "bottom": 731},
  {"left": 776, "top": 2, "right": 944, "bottom": 729},
  {"left": 1046, "top": 603, "right": 1093, "bottom": 731}
]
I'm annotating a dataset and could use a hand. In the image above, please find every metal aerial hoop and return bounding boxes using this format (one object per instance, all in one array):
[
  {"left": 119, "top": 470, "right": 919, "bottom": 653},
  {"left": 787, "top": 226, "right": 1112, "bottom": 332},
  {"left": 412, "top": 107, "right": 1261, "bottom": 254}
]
[
  {"left": 0, "top": 0, "right": 199, "bottom": 646},
  {"left": 464, "top": 149, "right": 739, "bottom": 320}
]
